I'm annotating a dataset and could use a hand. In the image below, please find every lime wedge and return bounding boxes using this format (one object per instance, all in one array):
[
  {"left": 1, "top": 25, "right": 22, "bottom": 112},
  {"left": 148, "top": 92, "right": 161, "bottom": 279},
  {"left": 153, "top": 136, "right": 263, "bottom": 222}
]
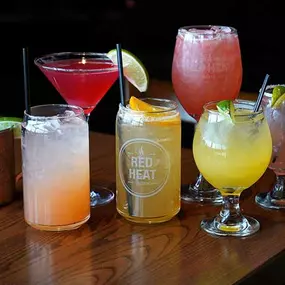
[
  {"left": 0, "top": 117, "right": 22, "bottom": 138},
  {"left": 272, "top": 86, "right": 285, "bottom": 108},
  {"left": 217, "top": 100, "right": 235, "bottom": 122},
  {"left": 107, "top": 49, "right": 149, "bottom": 92},
  {"left": 273, "top": 93, "right": 285, "bottom": 109}
]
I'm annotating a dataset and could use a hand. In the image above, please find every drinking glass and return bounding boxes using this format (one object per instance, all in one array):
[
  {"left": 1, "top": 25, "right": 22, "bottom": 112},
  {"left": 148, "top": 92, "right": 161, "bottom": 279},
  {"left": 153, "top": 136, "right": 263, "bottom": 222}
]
[
  {"left": 22, "top": 104, "right": 90, "bottom": 231},
  {"left": 35, "top": 52, "right": 118, "bottom": 207},
  {"left": 116, "top": 98, "right": 181, "bottom": 223},
  {"left": 172, "top": 25, "right": 242, "bottom": 204},
  {"left": 255, "top": 85, "right": 285, "bottom": 209},
  {"left": 193, "top": 100, "right": 272, "bottom": 236}
]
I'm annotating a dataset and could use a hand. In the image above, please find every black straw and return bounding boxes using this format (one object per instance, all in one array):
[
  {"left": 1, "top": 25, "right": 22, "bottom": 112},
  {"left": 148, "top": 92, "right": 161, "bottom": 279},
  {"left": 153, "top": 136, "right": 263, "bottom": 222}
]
[
  {"left": 22, "top": 47, "right": 31, "bottom": 114},
  {"left": 116, "top": 44, "right": 126, "bottom": 106},
  {"left": 116, "top": 43, "right": 134, "bottom": 216},
  {"left": 254, "top": 74, "right": 270, "bottom": 112}
]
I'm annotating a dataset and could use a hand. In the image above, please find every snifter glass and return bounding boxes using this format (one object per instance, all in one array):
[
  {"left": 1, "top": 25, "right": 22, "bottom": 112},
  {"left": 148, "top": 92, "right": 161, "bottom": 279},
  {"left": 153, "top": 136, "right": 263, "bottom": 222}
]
[
  {"left": 256, "top": 85, "right": 285, "bottom": 209},
  {"left": 193, "top": 100, "right": 271, "bottom": 236}
]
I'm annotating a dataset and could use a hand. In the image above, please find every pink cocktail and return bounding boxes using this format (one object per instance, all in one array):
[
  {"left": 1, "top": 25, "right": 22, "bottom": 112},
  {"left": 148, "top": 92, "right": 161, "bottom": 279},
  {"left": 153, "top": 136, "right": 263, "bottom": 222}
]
[
  {"left": 35, "top": 52, "right": 119, "bottom": 207},
  {"left": 172, "top": 26, "right": 242, "bottom": 204},
  {"left": 172, "top": 26, "right": 242, "bottom": 119},
  {"left": 35, "top": 53, "right": 118, "bottom": 115},
  {"left": 256, "top": 85, "right": 285, "bottom": 209}
]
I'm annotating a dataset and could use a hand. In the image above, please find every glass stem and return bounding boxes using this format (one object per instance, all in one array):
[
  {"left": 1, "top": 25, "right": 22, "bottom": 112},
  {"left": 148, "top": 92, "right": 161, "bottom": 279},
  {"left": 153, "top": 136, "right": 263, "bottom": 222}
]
[
  {"left": 219, "top": 195, "right": 243, "bottom": 225},
  {"left": 193, "top": 173, "right": 215, "bottom": 191},
  {"left": 271, "top": 175, "right": 285, "bottom": 199}
]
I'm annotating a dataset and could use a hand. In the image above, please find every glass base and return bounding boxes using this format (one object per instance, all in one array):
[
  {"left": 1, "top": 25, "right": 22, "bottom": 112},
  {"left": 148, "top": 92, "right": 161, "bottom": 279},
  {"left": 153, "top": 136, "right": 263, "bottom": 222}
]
[
  {"left": 117, "top": 208, "right": 180, "bottom": 224},
  {"left": 181, "top": 175, "right": 223, "bottom": 205},
  {"left": 26, "top": 214, "right": 90, "bottom": 231},
  {"left": 255, "top": 192, "right": 285, "bottom": 210},
  {"left": 90, "top": 186, "right": 115, "bottom": 207},
  {"left": 201, "top": 215, "right": 260, "bottom": 237}
]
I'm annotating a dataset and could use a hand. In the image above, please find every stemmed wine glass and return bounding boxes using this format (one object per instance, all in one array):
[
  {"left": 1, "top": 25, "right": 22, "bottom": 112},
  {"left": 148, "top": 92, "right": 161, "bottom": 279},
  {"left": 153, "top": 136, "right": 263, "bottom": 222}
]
[
  {"left": 255, "top": 85, "right": 285, "bottom": 209},
  {"left": 172, "top": 25, "right": 242, "bottom": 204},
  {"left": 35, "top": 52, "right": 119, "bottom": 207},
  {"left": 194, "top": 100, "right": 272, "bottom": 236}
]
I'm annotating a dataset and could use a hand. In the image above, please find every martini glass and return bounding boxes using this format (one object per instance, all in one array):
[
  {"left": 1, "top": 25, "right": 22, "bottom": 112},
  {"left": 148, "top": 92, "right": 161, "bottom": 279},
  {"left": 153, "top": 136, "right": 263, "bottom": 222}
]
[
  {"left": 172, "top": 25, "right": 242, "bottom": 204},
  {"left": 35, "top": 52, "right": 119, "bottom": 207}
]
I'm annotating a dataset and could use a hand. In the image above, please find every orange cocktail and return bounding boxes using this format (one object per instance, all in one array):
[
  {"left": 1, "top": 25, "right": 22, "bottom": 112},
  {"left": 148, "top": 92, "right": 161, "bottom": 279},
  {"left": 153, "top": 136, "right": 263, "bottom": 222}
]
[{"left": 22, "top": 105, "right": 90, "bottom": 231}]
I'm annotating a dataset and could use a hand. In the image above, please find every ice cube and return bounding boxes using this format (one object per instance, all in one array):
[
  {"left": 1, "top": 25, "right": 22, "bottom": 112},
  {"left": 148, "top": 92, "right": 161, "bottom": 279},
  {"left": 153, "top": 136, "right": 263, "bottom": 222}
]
[
  {"left": 201, "top": 115, "right": 231, "bottom": 150},
  {"left": 188, "top": 28, "right": 214, "bottom": 35},
  {"left": 210, "top": 26, "right": 232, "bottom": 34},
  {"left": 24, "top": 118, "right": 61, "bottom": 134},
  {"left": 181, "top": 26, "right": 233, "bottom": 42},
  {"left": 118, "top": 105, "right": 144, "bottom": 127},
  {"left": 220, "top": 26, "right": 232, "bottom": 33},
  {"left": 59, "top": 110, "right": 85, "bottom": 125},
  {"left": 62, "top": 110, "right": 76, "bottom": 117},
  {"left": 207, "top": 112, "right": 226, "bottom": 123},
  {"left": 270, "top": 109, "right": 282, "bottom": 124}
]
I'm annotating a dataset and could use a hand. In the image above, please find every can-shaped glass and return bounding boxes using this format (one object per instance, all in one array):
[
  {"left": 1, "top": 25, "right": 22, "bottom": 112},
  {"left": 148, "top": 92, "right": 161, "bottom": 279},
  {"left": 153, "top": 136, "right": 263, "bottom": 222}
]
[
  {"left": 116, "top": 98, "right": 181, "bottom": 224},
  {"left": 22, "top": 104, "right": 90, "bottom": 231}
]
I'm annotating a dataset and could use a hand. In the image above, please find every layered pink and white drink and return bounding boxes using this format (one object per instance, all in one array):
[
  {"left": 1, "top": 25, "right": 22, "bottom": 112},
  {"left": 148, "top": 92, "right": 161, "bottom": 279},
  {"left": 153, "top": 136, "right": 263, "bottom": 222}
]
[{"left": 256, "top": 85, "right": 285, "bottom": 209}]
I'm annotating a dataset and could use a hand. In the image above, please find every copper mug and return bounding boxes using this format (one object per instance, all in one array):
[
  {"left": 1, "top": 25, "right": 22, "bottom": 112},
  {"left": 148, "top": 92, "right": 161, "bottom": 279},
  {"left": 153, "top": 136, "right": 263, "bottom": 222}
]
[{"left": 0, "top": 127, "right": 21, "bottom": 205}]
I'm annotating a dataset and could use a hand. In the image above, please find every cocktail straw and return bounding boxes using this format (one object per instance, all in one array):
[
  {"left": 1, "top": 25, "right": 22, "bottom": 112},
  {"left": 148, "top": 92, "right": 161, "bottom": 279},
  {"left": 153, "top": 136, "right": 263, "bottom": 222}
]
[
  {"left": 116, "top": 44, "right": 126, "bottom": 106},
  {"left": 116, "top": 43, "right": 134, "bottom": 216},
  {"left": 254, "top": 74, "right": 270, "bottom": 112},
  {"left": 22, "top": 47, "right": 31, "bottom": 115}
]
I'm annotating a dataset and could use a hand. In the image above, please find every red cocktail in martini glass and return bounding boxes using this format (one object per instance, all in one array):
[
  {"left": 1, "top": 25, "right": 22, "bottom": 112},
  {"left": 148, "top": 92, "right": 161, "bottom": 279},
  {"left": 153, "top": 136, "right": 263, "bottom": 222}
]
[{"left": 35, "top": 52, "right": 118, "bottom": 207}]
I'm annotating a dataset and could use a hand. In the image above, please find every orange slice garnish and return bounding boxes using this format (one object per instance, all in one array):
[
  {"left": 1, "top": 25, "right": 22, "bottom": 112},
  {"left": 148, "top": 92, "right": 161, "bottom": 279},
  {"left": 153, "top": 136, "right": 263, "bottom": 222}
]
[
  {"left": 129, "top": 96, "right": 163, "bottom": 112},
  {"left": 128, "top": 96, "right": 180, "bottom": 126}
]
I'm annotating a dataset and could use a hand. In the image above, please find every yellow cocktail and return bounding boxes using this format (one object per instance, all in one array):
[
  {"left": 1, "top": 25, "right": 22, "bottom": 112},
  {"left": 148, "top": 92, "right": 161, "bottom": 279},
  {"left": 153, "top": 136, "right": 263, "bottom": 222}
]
[
  {"left": 116, "top": 97, "right": 181, "bottom": 224},
  {"left": 193, "top": 100, "right": 272, "bottom": 236}
]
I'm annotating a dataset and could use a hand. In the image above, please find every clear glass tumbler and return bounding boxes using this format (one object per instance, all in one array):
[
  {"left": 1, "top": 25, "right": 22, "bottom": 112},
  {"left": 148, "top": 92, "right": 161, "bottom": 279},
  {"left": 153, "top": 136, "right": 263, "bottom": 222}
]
[
  {"left": 22, "top": 104, "right": 90, "bottom": 231},
  {"left": 116, "top": 98, "right": 181, "bottom": 224}
]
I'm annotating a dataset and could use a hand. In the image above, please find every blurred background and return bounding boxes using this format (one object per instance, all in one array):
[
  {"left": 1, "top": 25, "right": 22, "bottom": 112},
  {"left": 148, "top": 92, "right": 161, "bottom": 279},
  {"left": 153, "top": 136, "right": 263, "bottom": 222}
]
[{"left": 0, "top": 0, "right": 284, "bottom": 135}]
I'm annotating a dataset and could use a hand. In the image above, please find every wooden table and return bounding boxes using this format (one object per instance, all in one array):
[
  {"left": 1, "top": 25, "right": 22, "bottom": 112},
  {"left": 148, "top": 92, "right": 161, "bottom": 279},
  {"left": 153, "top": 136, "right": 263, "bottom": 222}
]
[{"left": 1, "top": 132, "right": 285, "bottom": 285}]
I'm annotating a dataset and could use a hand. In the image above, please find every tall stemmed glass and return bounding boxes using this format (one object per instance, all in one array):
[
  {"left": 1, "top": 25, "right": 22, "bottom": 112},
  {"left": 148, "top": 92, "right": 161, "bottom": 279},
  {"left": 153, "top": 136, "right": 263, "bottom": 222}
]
[
  {"left": 172, "top": 25, "right": 242, "bottom": 204},
  {"left": 255, "top": 85, "right": 285, "bottom": 209},
  {"left": 35, "top": 52, "right": 119, "bottom": 207},
  {"left": 194, "top": 100, "right": 272, "bottom": 236}
]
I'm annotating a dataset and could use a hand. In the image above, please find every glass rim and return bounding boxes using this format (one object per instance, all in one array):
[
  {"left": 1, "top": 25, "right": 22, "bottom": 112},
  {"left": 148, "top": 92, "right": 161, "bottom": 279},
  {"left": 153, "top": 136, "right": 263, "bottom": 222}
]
[
  {"left": 178, "top": 25, "right": 237, "bottom": 35},
  {"left": 263, "top": 84, "right": 285, "bottom": 98},
  {"left": 24, "top": 104, "right": 85, "bottom": 120},
  {"left": 34, "top": 51, "right": 118, "bottom": 73},
  {"left": 0, "top": 126, "right": 14, "bottom": 134},
  {"left": 119, "top": 98, "right": 179, "bottom": 114},
  {"left": 203, "top": 99, "right": 264, "bottom": 117}
]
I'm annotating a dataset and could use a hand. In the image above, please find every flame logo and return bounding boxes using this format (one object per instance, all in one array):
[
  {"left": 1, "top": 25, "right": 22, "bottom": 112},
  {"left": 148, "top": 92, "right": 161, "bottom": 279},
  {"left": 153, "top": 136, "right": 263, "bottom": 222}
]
[{"left": 138, "top": 145, "right": 144, "bottom": 156}]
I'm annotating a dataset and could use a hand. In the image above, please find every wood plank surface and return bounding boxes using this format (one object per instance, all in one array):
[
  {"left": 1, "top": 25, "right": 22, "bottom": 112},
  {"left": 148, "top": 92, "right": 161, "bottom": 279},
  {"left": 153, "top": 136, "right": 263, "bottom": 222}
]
[{"left": 0, "top": 131, "right": 284, "bottom": 285}]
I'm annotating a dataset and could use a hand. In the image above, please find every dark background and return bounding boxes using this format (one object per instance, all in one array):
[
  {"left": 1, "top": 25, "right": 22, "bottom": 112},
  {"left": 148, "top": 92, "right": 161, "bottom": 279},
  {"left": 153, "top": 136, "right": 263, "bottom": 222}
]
[{"left": 1, "top": 0, "right": 284, "bottom": 134}]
